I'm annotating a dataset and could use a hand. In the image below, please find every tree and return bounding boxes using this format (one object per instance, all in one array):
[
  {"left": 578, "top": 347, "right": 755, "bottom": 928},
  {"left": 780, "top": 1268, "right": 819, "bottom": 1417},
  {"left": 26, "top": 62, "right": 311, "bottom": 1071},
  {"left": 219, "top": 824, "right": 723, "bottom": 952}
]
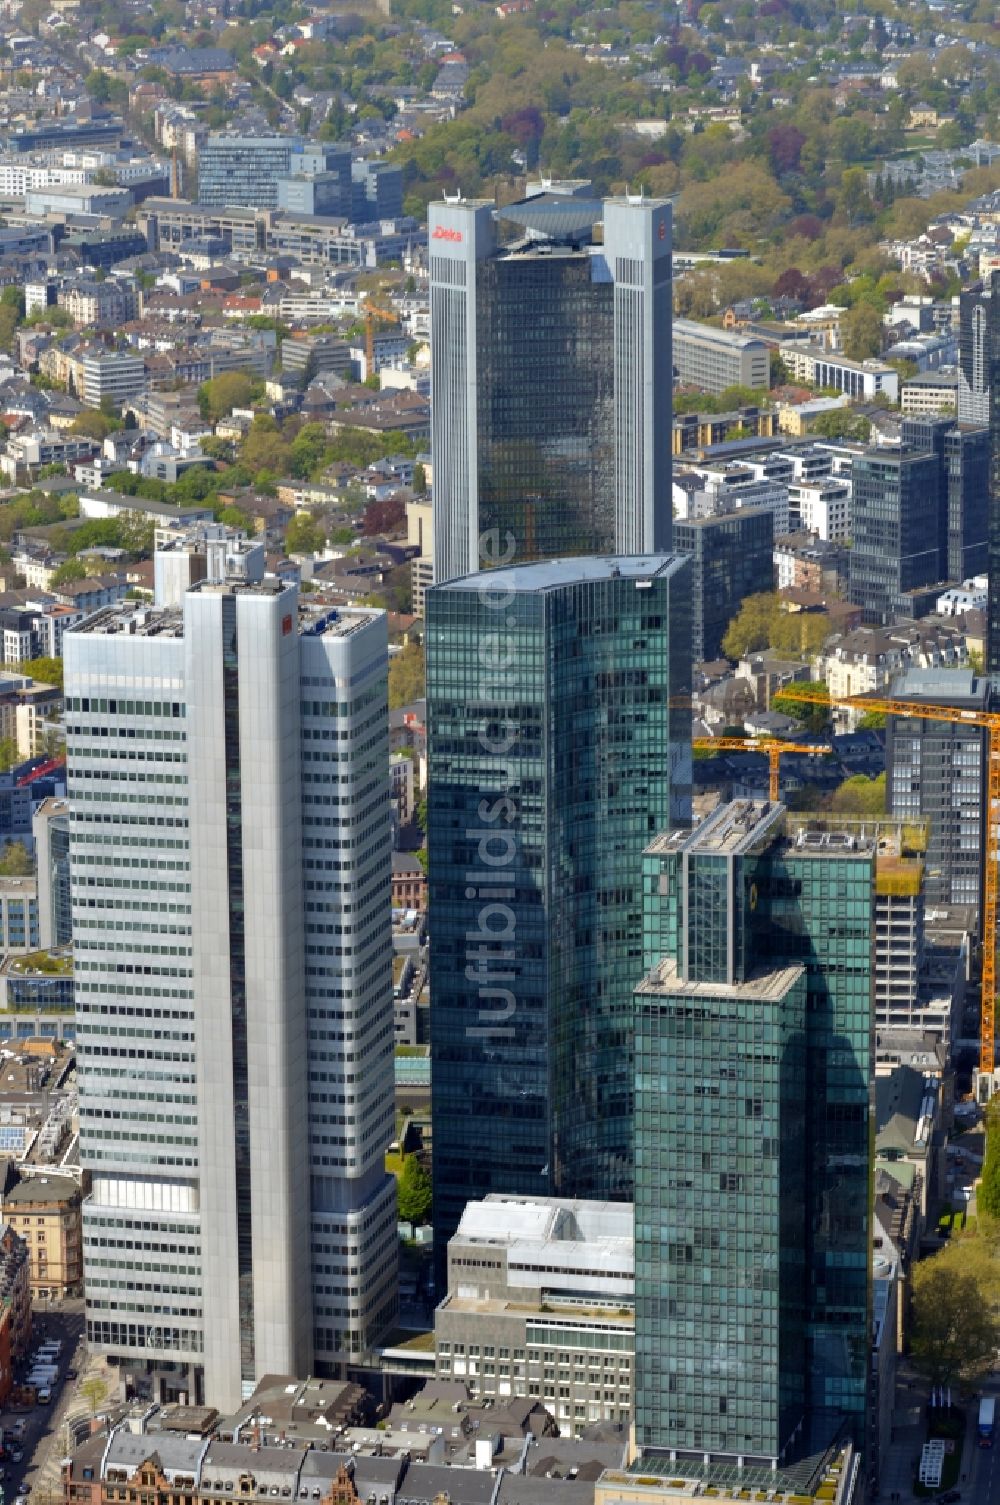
[
  {"left": 721, "top": 593, "right": 779, "bottom": 661},
  {"left": 80, "top": 1376, "right": 108, "bottom": 1415},
  {"left": 978, "top": 1098, "right": 1000, "bottom": 1221},
  {"left": 841, "top": 302, "right": 884, "bottom": 362},
  {"left": 0, "top": 840, "right": 31, "bottom": 875},
  {"left": 285, "top": 513, "right": 325, "bottom": 557},
  {"left": 362, "top": 494, "right": 406, "bottom": 537},
  {"left": 17, "top": 657, "right": 63, "bottom": 690},
  {"left": 50, "top": 559, "right": 86, "bottom": 586},
  {"left": 826, "top": 773, "right": 886, "bottom": 816},
  {"left": 389, "top": 642, "right": 425, "bottom": 710},
  {"left": 0, "top": 741, "right": 18, "bottom": 775},
  {"left": 69, "top": 411, "right": 120, "bottom": 441},
  {"left": 396, "top": 1153, "right": 432, "bottom": 1225},
  {"left": 198, "top": 371, "right": 256, "bottom": 422},
  {"left": 412, "top": 463, "right": 427, "bottom": 495},
  {"left": 809, "top": 409, "right": 871, "bottom": 442},
  {"left": 910, "top": 1260, "right": 1000, "bottom": 1389}
]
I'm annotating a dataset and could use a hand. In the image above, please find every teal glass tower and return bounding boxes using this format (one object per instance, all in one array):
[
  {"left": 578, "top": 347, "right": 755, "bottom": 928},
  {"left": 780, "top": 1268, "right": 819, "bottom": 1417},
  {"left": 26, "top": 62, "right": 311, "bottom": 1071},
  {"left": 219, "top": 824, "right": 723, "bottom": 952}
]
[
  {"left": 426, "top": 554, "right": 692, "bottom": 1264},
  {"left": 635, "top": 802, "right": 874, "bottom": 1469}
]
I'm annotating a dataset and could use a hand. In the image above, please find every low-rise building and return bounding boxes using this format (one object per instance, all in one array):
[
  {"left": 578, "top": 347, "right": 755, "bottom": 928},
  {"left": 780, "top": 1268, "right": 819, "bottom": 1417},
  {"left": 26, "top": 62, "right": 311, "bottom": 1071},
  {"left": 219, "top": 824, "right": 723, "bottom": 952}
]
[
  {"left": 435, "top": 1196, "right": 634, "bottom": 1436},
  {"left": 0, "top": 1223, "right": 30, "bottom": 1403},
  {"left": 672, "top": 319, "right": 770, "bottom": 395},
  {"left": 783, "top": 344, "right": 899, "bottom": 401},
  {"left": 4, "top": 1172, "right": 82, "bottom": 1298}
]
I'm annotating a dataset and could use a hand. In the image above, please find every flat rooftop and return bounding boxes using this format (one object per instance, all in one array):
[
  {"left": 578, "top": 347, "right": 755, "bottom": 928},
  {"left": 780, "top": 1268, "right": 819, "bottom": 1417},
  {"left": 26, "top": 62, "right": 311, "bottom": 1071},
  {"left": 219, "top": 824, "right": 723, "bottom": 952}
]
[
  {"left": 637, "top": 956, "right": 805, "bottom": 1005},
  {"left": 437, "top": 553, "right": 688, "bottom": 595},
  {"left": 69, "top": 586, "right": 381, "bottom": 640}
]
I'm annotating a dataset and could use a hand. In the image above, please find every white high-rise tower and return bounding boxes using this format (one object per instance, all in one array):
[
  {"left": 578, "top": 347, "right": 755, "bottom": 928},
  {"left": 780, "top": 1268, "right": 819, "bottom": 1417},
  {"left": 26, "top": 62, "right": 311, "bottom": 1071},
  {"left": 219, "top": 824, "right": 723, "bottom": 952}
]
[{"left": 66, "top": 553, "right": 396, "bottom": 1409}]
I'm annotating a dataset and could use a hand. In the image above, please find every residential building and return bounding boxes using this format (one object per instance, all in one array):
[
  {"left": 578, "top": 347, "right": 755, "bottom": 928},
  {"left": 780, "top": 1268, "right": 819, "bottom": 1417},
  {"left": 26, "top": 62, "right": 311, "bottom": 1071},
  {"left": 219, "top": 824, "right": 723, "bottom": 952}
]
[
  {"left": 635, "top": 802, "right": 874, "bottom": 1468},
  {"left": 390, "top": 851, "right": 425, "bottom": 911},
  {"left": 1, "top": 430, "right": 95, "bottom": 482},
  {"left": 74, "top": 351, "right": 147, "bottom": 408},
  {"left": 885, "top": 669, "right": 988, "bottom": 910},
  {"left": 848, "top": 447, "right": 942, "bottom": 625},
  {"left": 817, "top": 622, "right": 968, "bottom": 729},
  {"left": 0, "top": 1223, "right": 30, "bottom": 1403},
  {"left": 58, "top": 280, "right": 138, "bottom": 331},
  {"left": 4, "top": 1173, "right": 82, "bottom": 1299},
  {"left": 673, "top": 505, "right": 774, "bottom": 663},
  {"left": 426, "top": 554, "right": 691, "bottom": 1268},
  {"left": 66, "top": 566, "right": 397, "bottom": 1409},
  {"left": 434, "top": 1195, "right": 633, "bottom": 1435},
  {"left": 672, "top": 319, "right": 770, "bottom": 395},
  {"left": 791, "top": 479, "right": 851, "bottom": 542},
  {"left": 429, "top": 192, "right": 673, "bottom": 582},
  {"left": 196, "top": 135, "right": 303, "bottom": 210}
]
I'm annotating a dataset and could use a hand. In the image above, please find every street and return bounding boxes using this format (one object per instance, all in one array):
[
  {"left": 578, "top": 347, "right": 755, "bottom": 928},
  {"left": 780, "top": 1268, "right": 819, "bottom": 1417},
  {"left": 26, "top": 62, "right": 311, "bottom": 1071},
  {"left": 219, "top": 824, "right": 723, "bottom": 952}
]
[{"left": 0, "top": 1303, "right": 86, "bottom": 1505}]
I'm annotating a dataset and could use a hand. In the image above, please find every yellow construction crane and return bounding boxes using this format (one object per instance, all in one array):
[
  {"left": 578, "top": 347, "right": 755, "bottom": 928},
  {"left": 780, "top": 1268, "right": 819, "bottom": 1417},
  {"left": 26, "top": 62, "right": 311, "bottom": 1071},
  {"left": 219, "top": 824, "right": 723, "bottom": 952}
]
[
  {"left": 363, "top": 301, "right": 401, "bottom": 377},
  {"left": 693, "top": 737, "right": 832, "bottom": 802},
  {"left": 779, "top": 683, "right": 1000, "bottom": 1074}
]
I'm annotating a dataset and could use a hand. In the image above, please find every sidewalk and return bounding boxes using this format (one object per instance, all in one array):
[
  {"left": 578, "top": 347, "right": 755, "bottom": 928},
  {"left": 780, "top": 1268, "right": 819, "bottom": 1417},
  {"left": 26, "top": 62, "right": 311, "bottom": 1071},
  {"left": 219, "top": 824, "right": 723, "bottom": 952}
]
[{"left": 27, "top": 1345, "right": 116, "bottom": 1504}]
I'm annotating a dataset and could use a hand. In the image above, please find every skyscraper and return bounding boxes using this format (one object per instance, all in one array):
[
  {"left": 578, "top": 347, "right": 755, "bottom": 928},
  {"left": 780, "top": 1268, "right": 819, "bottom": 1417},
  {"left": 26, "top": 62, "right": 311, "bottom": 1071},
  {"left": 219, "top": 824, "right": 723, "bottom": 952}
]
[
  {"left": 429, "top": 191, "right": 673, "bottom": 583},
  {"left": 900, "top": 414, "right": 990, "bottom": 583},
  {"left": 848, "top": 446, "right": 941, "bottom": 624},
  {"left": 426, "top": 553, "right": 691, "bottom": 1264},
  {"left": 66, "top": 564, "right": 396, "bottom": 1409},
  {"left": 885, "top": 668, "right": 988, "bottom": 909},
  {"left": 635, "top": 801, "right": 874, "bottom": 1468},
  {"left": 672, "top": 504, "right": 775, "bottom": 664},
  {"left": 959, "top": 274, "right": 1000, "bottom": 672}
]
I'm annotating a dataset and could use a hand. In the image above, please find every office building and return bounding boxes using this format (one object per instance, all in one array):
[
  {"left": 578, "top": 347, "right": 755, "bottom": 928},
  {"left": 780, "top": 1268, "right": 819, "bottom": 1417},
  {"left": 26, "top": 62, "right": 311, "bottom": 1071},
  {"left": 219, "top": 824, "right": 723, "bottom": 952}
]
[
  {"left": 197, "top": 135, "right": 302, "bottom": 210},
  {"left": 885, "top": 669, "right": 988, "bottom": 910},
  {"left": 350, "top": 159, "right": 403, "bottom": 223},
  {"left": 900, "top": 415, "right": 990, "bottom": 583},
  {"left": 429, "top": 192, "right": 673, "bottom": 583},
  {"left": 783, "top": 346, "right": 899, "bottom": 402},
  {"left": 635, "top": 802, "right": 874, "bottom": 1468},
  {"left": 673, "top": 504, "right": 774, "bottom": 663},
  {"left": 33, "top": 797, "right": 71, "bottom": 950},
  {"left": 967, "top": 275, "right": 1000, "bottom": 671},
  {"left": 848, "top": 447, "right": 942, "bottom": 625},
  {"left": 66, "top": 570, "right": 396, "bottom": 1410},
  {"left": 426, "top": 554, "right": 691, "bottom": 1264},
  {"left": 277, "top": 143, "right": 351, "bottom": 218},
  {"left": 434, "top": 1195, "right": 634, "bottom": 1436},
  {"left": 958, "top": 279, "right": 992, "bottom": 426},
  {"left": 672, "top": 319, "right": 770, "bottom": 396}
]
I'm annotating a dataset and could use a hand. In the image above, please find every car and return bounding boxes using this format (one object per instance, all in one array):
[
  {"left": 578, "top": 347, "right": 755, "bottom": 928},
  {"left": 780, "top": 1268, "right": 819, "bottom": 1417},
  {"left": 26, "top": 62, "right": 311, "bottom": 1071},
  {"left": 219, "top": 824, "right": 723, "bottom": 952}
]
[
  {"left": 11, "top": 1447, "right": 23, "bottom": 1462},
  {"left": 66, "top": 1368, "right": 77, "bottom": 1380},
  {"left": 936, "top": 1492, "right": 961, "bottom": 1504}
]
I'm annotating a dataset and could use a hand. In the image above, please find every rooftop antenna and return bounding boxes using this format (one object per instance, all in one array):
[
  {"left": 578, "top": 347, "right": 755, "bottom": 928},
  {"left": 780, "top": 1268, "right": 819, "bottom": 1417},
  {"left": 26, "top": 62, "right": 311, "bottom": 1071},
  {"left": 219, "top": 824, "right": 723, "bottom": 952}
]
[
  {"left": 625, "top": 182, "right": 645, "bottom": 205},
  {"left": 443, "top": 189, "right": 463, "bottom": 203}
]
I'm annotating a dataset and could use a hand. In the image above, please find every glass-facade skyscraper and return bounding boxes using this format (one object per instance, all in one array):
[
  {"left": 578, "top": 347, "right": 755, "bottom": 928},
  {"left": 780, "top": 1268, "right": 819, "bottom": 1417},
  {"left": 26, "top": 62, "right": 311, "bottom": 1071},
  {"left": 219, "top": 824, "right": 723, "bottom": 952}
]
[
  {"left": 635, "top": 802, "right": 873, "bottom": 1469},
  {"left": 426, "top": 554, "right": 691, "bottom": 1263},
  {"left": 429, "top": 190, "right": 673, "bottom": 583}
]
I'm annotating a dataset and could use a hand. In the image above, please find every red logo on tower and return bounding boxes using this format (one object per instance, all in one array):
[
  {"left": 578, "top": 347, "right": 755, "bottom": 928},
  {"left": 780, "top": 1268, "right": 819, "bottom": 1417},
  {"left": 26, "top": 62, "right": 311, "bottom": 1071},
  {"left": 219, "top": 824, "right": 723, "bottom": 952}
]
[
  {"left": 433, "top": 225, "right": 464, "bottom": 243},
  {"left": 282, "top": 615, "right": 293, "bottom": 636}
]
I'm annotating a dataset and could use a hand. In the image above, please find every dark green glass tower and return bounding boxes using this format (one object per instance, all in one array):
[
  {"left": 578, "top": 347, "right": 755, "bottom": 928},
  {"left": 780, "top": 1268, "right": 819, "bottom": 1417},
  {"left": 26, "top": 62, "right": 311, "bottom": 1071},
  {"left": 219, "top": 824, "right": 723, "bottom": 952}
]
[
  {"left": 426, "top": 554, "right": 692, "bottom": 1268},
  {"left": 635, "top": 802, "right": 874, "bottom": 1469}
]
